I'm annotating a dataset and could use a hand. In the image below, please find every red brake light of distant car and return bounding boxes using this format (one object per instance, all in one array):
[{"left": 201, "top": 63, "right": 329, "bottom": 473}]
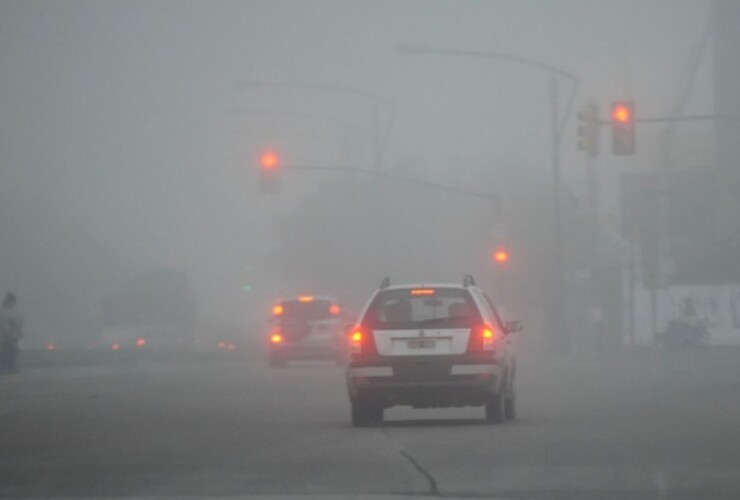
[
  {"left": 47, "top": 343, "right": 56, "bottom": 351},
  {"left": 270, "top": 333, "right": 283, "bottom": 344},
  {"left": 298, "top": 295, "right": 314, "bottom": 302},
  {"left": 136, "top": 338, "right": 147, "bottom": 348},
  {"left": 410, "top": 289, "right": 435, "bottom": 296},
  {"left": 217, "top": 341, "right": 226, "bottom": 349},
  {"left": 227, "top": 343, "right": 236, "bottom": 351},
  {"left": 272, "top": 304, "right": 283, "bottom": 316},
  {"left": 111, "top": 343, "right": 121, "bottom": 351},
  {"left": 329, "top": 304, "right": 341, "bottom": 315}
]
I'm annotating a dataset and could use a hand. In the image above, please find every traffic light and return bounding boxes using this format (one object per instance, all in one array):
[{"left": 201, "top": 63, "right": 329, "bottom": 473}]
[
  {"left": 492, "top": 246, "right": 510, "bottom": 266},
  {"left": 258, "top": 149, "right": 281, "bottom": 193},
  {"left": 611, "top": 101, "right": 635, "bottom": 155},
  {"left": 577, "top": 103, "right": 599, "bottom": 157}
]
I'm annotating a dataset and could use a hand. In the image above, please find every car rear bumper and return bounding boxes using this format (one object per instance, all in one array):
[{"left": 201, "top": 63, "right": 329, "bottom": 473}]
[
  {"left": 346, "top": 355, "right": 505, "bottom": 407},
  {"left": 270, "top": 343, "right": 343, "bottom": 360}
]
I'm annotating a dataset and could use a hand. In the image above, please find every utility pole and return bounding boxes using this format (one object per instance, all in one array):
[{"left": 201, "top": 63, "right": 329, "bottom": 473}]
[{"left": 551, "top": 74, "right": 569, "bottom": 353}]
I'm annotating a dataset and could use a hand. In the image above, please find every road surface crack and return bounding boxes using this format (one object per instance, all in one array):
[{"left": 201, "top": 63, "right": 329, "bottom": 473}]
[{"left": 381, "top": 428, "right": 438, "bottom": 496}]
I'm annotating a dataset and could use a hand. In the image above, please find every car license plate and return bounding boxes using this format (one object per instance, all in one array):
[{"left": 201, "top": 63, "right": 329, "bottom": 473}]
[{"left": 408, "top": 339, "right": 436, "bottom": 349}]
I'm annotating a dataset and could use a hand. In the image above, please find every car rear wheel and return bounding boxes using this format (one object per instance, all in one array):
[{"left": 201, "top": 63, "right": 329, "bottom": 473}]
[
  {"left": 504, "top": 395, "right": 516, "bottom": 420},
  {"left": 350, "top": 396, "right": 383, "bottom": 427},
  {"left": 484, "top": 394, "right": 506, "bottom": 424}
]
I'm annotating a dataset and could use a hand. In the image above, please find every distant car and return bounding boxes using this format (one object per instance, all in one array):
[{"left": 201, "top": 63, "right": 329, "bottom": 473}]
[
  {"left": 346, "top": 276, "right": 521, "bottom": 426},
  {"left": 100, "top": 327, "right": 149, "bottom": 352},
  {"left": 268, "top": 295, "right": 346, "bottom": 367}
]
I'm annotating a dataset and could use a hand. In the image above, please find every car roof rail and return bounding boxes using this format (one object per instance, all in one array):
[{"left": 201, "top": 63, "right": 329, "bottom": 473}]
[
  {"left": 463, "top": 274, "right": 476, "bottom": 287},
  {"left": 380, "top": 276, "right": 390, "bottom": 289}
]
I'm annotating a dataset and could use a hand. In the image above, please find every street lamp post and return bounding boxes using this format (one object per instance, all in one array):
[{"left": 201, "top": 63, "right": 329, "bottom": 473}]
[{"left": 399, "top": 44, "right": 579, "bottom": 352}]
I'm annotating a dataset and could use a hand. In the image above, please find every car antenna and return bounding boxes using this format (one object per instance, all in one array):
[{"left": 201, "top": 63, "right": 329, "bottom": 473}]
[
  {"left": 463, "top": 274, "right": 476, "bottom": 286},
  {"left": 380, "top": 276, "right": 390, "bottom": 289}
]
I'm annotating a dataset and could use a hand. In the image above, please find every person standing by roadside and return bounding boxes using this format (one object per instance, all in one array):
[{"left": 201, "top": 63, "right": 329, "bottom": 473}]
[{"left": 0, "top": 292, "right": 23, "bottom": 373}]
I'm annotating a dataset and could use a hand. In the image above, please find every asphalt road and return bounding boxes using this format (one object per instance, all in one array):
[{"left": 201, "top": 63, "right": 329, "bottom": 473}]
[{"left": 2, "top": 348, "right": 740, "bottom": 499}]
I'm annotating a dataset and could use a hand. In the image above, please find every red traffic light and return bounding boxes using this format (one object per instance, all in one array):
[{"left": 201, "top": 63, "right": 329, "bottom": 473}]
[
  {"left": 612, "top": 105, "right": 631, "bottom": 123},
  {"left": 611, "top": 101, "right": 636, "bottom": 155},
  {"left": 260, "top": 150, "right": 280, "bottom": 170},
  {"left": 493, "top": 247, "right": 510, "bottom": 264}
]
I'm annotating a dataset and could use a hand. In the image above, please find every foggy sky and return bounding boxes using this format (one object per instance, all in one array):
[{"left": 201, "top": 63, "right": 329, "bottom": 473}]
[{"left": 0, "top": 0, "right": 713, "bottom": 330}]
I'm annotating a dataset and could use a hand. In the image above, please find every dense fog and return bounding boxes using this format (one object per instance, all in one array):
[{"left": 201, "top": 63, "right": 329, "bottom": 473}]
[
  {"left": 3, "top": 2, "right": 740, "bottom": 498},
  {"left": 3, "top": 1, "right": 726, "bottom": 352}
]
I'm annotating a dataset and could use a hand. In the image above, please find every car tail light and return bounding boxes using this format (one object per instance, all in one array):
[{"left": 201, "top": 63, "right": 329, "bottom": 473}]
[
  {"left": 270, "top": 333, "right": 283, "bottom": 344},
  {"left": 298, "top": 295, "right": 314, "bottom": 302},
  {"left": 47, "top": 343, "right": 56, "bottom": 351},
  {"left": 272, "top": 304, "right": 283, "bottom": 316},
  {"left": 482, "top": 325, "right": 496, "bottom": 351},
  {"left": 227, "top": 343, "right": 236, "bottom": 351},
  {"left": 111, "top": 343, "right": 121, "bottom": 351},
  {"left": 468, "top": 323, "right": 497, "bottom": 352},
  {"left": 349, "top": 325, "right": 380, "bottom": 358},
  {"left": 329, "top": 304, "right": 341, "bottom": 315},
  {"left": 136, "top": 338, "right": 147, "bottom": 348},
  {"left": 349, "top": 326, "right": 363, "bottom": 354},
  {"left": 217, "top": 341, "right": 226, "bottom": 349}
]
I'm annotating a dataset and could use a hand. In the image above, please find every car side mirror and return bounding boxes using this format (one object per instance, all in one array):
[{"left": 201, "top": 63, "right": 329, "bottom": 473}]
[{"left": 505, "top": 320, "right": 523, "bottom": 334}]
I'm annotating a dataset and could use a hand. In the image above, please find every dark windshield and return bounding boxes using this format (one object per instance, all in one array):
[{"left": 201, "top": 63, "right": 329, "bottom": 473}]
[
  {"left": 280, "top": 299, "right": 335, "bottom": 321},
  {"left": 363, "top": 288, "right": 479, "bottom": 329}
]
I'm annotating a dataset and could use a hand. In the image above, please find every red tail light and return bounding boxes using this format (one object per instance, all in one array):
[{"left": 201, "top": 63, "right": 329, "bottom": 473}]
[
  {"left": 270, "top": 324, "right": 283, "bottom": 344},
  {"left": 329, "top": 304, "right": 341, "bottom": 315},
  {"left": 136, "top": 338, "right": 147, "bottom": 348},
  {"left": 348, "top": 324, "right": 380, "bottom": 358},
  {"left": 111, "top": 343, "right": 121, "bottom": 351},
  {"left": 349, "top": 326, "right": 363, "bottom": 354},
  {"left": 468, "top": 323, "right": 497, "bottom": 352}
]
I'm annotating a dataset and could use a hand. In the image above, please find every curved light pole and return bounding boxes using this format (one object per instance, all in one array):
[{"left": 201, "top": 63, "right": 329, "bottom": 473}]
[
  {"left": 399, "top": 43, "right": 579, "bottom": 352},
  {"left": 235, "top": 80, "right": 396, "bottom": 170}
]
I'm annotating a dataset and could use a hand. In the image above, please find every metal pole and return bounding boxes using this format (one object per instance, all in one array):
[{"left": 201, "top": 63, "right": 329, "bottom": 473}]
[
  {"left": 551, "top": 73, "right": 569, "bottom": 353},
  {"left": 586, "top": 152, "right": 599, "bottom": 353},
  {"left": 628, "top": 227, "right": 637, "bottom": 349},
  {"left": 372, "top": 103, "right": 381, "bottom": 170}
]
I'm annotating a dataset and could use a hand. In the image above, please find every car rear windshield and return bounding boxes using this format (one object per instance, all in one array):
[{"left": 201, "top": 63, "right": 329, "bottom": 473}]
[
  {"left": 363, "top": 288, "right": 479, "bottom": 329},
  {"left": 280, "top": 299, "right": 335, "bottom": 321}
]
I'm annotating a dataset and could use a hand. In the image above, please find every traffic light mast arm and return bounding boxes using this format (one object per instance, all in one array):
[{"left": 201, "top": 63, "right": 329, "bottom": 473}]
[
  {"left": 281, "top": 164, "right": 502, "bottom": 218},
  {"left": 594, "top": 113, "right": 739, "bottom": 126}
]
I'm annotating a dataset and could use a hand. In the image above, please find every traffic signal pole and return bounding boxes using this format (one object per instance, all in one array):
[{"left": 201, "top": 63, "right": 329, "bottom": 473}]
[{"left": 551, "top": 74, "right": 570, "bottom": 353}]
